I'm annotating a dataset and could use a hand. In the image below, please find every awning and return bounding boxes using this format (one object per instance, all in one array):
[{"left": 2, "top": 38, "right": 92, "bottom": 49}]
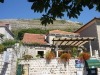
[
  {"left": 86, "top": 59, "right": 100, "bottom": 68},
  {"left": 52, "top": 37, "right": 95, "bottom": 47}
]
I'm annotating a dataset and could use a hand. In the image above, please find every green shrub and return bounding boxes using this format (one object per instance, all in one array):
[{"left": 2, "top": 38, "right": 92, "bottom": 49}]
[
  {"left": 17, "top": 28, "right": 49, "bottom": 40},
  {"left": 23, "top": 55, "right": 33, "bottom": 61},
  {"left": 0, "top": 44, "right": 5, "bottom": 54},
  {"left": 2, "top": 39, "right": 16, "bottom": 48}
]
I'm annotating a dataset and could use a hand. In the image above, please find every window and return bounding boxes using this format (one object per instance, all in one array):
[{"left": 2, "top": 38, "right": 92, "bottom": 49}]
[{"left": 38, "top": 51, "right": 44, "bottom": 58}]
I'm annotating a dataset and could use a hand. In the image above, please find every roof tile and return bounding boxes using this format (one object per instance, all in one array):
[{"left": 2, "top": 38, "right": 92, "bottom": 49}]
[
  {"left": 49, "top": 30, "right": 79, "bottom": 35},
  {"left": 22, "top": 33, "right": 47, "bottom": 44}
]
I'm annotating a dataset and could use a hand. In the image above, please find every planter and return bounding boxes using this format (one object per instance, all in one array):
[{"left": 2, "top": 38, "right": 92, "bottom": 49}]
[
  {"left": 45, "top": 51, "right": 55, "bottom": 64},
  {"left": 60, "top": 53, "right": 71, "bottom": 67}
]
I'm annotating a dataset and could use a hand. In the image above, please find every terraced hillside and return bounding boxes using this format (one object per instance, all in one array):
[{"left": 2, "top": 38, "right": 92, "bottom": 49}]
[{"left": 0, "top": 19, "right": 82, "bottom": 31}]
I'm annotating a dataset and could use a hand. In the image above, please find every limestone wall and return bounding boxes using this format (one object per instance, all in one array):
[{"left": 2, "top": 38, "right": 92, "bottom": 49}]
[{"left": 19, "top": 59, "right": 84, "bottom": 75}]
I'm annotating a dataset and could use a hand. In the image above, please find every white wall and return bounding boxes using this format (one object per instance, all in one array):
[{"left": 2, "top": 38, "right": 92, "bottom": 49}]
[
  {"left": 0, "top": 27, "right": 14, "bottom": 40},
  {"left": 19, "top": 45, "right": 51, "bottom": 58},
  {"left": 49, "top": 36, "right": 56, "bottom": 44}
]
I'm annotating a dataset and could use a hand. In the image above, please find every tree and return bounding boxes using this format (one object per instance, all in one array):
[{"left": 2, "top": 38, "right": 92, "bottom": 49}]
[
  {"left": 1, "top": 0, "right": 100, "bottom": 25},
  {"left": 0, "top": 0, "right": 4, "bottom": 3},
  {"left": 28, "top": 0, "right": 100, "bottom": 25}
]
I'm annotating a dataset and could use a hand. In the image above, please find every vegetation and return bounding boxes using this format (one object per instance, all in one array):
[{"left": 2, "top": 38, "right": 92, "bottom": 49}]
[
  {"left": 0, "top": 0, "right": 4, "bottom": 3},
  {"left": 45, "top": 51, "right": 55, "bottom": 63},
  {"left": 2, "top": 39, "right": 16, "bottom": 48},
  {"left": 13, "top": 28, "right": 76, "bottom": 40},
  {"left": 28, "top": 0, "right": 100, "bottom": 25},
  {"left": 17, "top": 28, "right": 49, "bottom": 40},
  {"left": 22, "top": 55, "right": 33, "bottom": 61},
  {"left": 78, "top": 52, "right": 90, "bottom": 61},
  {"left": 1, "top": 0, "right": 99, "bottom": 25},
  {"left": 22, "top": 42, "right": 43, "bottom": 46},
  {"left": 71, "top": 47, "right": 78, "bottom": 58},
  {"left": 60, "top": 53, "right": 71, "bottom": 62},
  {"left": 0, "top": 44, "right": 5, "bottom": 54},
  {"left": 60, "top": 53, "right": 71, "bottom": 67},
  {"left": 36, "top": 54, "right": 41, "bottom": 58},
  {"left": 0, "top": 39, "right": 16, "bottom": 54},
  {"left": 0, "top": 33, "right": 4, "bottom": 39}
]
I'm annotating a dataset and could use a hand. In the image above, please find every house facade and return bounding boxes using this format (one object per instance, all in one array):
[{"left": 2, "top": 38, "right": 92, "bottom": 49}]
[
  {"left": 75, "top": 18, "right": 100, "bottom": 56},
  {"left": 20, "top": 33, "right": 51, "bottom": 58},
  {"left": 0, "top": 23, "right": 14, "bottom": 43},
  {"left": 21, "top": 30, "right": 94, "bottom": 58},
  {"left": 18, "top": 29, "right": 97, "bottom": 75}
]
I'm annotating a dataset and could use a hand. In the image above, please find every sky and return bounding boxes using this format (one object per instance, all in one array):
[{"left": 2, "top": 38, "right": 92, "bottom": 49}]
[{"left": 0, "top": 0, "right": 100, "bottom": 24}]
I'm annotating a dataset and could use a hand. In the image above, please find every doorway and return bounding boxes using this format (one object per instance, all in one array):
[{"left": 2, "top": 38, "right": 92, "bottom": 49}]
[{"left": 87, "top": 68, "right": 97, "bottom": 75}]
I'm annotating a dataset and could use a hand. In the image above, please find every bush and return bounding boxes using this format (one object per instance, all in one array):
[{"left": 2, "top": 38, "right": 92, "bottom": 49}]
[
  {"left": 0, "top": 33, "right": 4, "bottom": 38},
  {"left": 0, "top": 44, "right": 5, "bottom": 54},
  {"left": 17, "top": 28, "right": 49, "bottom": 40},
  {"left": 2, "top": 39, "right": 16, "bottom": 48},
  {"left": 23, "top": 55, "right": 33, "bottom": 61}
]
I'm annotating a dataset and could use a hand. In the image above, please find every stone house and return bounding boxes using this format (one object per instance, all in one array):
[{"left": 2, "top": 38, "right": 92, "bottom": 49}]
[
  {"left": 75, "top": 18, "right": 100, "bottom": 56},
  {"left": 0, "top": 23, "right": 14, "bottom": 43},
  {"left": 20, "top": 30, "right": 94, "bottom": 58},
  {"left": 20, "top": 33, "right": 51, "bottom": 58}
]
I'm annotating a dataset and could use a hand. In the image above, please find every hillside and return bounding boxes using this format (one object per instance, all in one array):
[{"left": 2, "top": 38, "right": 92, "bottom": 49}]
[{"left": 0, "top": 19, "right": 82, "bottom": 32}]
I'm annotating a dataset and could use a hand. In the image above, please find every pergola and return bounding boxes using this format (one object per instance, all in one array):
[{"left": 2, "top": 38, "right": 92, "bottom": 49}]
[{"left": 52, "top": 37, "right": 95, "bottom": 57}]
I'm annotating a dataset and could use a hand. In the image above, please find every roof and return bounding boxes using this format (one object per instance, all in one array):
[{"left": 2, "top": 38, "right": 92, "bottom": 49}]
[
  {"left": 49, "top": 30, "right": 79, "bottom": 35},
  {"left": 75, "top": 17, "right": 100, "bottom": 33},
  {"left": 22, "top": 33, "right": 47, "bottom": 44},
  {"left": 0, "top": 23, "right": 14, "bottom": 38},
  {"left": 0, "top": 23, "right": 9, "bottom": 26}
]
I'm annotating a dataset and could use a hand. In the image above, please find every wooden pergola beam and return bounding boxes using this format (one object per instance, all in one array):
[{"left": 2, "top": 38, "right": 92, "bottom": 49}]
[{"left": 52, "top": 37, "right": 95, "bottom": 47}]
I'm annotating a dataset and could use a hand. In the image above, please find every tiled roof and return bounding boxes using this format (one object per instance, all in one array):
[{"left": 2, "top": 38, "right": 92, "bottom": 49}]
[
  {"left": 22, "top": 33, "right": 47, "bottom": 44},
  {"left": 49, "top": 30, "right": 79, "bottom": 35},
  {"left": 0, "top": 23, "right": 9, "bottom": 26}
]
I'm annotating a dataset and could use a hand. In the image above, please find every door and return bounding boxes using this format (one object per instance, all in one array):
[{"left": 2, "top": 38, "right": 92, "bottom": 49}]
[{"left": 87, "top": 68, "right": 97, "bottom": 75}]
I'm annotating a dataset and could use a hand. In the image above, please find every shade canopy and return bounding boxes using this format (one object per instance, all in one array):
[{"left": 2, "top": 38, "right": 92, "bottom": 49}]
[
  {"left": 86, "top": 59, "right": 100, "bottom": 68},
  {"left": 52, "top": 37, "right": 95, "bottom": 47}
]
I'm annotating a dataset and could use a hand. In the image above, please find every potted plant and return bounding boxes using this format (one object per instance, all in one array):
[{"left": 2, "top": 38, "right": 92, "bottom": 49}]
[
  {"left": 78, "top": 52, "right": 90, "bottom": 73},
  {"left": 78, "top": 52, "right": 90, "bottom": 61},
  {"left": 71, "top": 47, "right": 78, "bottom": 58},
  {"left": 60, "top": 53, "right": 71, "bottom": 67},
  {"left": 45, "top": 51, "right": 55, "bottom": 64}
]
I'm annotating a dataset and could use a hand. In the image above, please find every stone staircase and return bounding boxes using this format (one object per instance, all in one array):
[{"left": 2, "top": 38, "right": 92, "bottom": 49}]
[
  {"left": 0, "top": 48, "right": 17, "bottom": 75},
  {"left": 20, "top": 59, "right": 83, "bottom": 75},
  {"left": 0, "top": 53, "right": 12, "bottom": 75}
]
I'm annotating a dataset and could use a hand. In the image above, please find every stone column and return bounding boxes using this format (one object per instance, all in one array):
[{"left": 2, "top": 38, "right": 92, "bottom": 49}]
[{"left": 89, "top": 41, "right": 92, "bottom": 57}]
